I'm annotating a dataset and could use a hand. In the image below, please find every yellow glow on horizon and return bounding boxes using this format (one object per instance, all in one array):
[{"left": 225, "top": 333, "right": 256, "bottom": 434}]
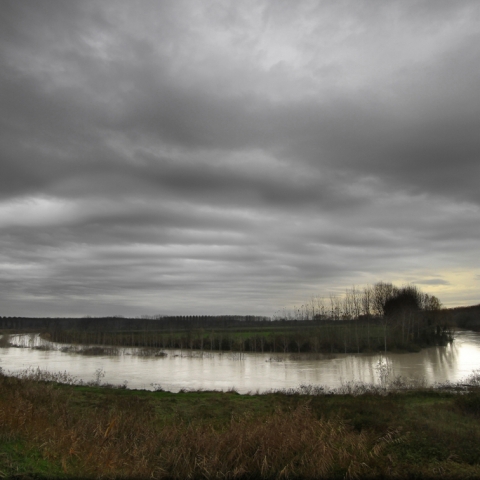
[{"left": 390, "top": 269, "right": 480, "bottom": 308}]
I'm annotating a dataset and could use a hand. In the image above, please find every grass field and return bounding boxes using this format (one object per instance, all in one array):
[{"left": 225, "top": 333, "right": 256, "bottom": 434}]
[{"left": 1, "top": 369, "right": 480, "bottom": 479}]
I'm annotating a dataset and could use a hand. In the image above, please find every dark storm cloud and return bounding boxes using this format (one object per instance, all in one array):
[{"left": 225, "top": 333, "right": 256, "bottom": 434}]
[{"left": 1, "top": 0, "right": 479, "bottom": 316}]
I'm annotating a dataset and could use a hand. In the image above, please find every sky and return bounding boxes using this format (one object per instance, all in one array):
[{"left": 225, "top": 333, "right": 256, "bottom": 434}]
[{"left": 1, "top": 0, "right": 479, "bottom": 318}]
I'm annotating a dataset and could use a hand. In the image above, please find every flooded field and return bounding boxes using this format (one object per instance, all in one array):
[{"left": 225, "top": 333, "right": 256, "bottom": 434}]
[{"left": 1, "top": 330, "right": 480, "bottom": 393}]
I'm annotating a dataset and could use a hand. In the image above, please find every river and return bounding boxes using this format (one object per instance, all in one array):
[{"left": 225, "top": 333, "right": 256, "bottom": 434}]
[{"left": 1, "top": 330, "right": 480, "bottom": 393}]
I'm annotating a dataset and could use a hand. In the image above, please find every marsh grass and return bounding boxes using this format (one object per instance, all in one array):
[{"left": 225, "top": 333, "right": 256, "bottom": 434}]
[
  {"left": 0, "top": 372, "right": 399, "bottom": 479},
  {"left": 77, "top": 346, "right": 120, "bottom": 356},
  {"left": 13, "top": 366, "right": 80, "bottom": 385},
  {"left": 265, "top": 374, "right": 428, "bottom": 397},
  {"left": 135, "top": 347, "right": 168, "bottom": 357},
  {"left": 2, "top": 369, "right": 480, "bottom": 478}
]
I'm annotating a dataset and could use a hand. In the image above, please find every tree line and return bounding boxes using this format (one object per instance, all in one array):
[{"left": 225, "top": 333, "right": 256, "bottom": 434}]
[
  {"left": 0, "top": 282, "right": 454, "bottom": 354},
  {"left": 273, "top": 282, "right": 442, "bottom": 322}
]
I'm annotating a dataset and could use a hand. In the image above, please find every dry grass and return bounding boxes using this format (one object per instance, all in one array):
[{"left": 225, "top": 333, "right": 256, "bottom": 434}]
[
  {"left": 0, "top": 374, "right": 398, "bottom": 479},
  {"left": 3, "top": 370, "right": 480, "bottom": 479}
]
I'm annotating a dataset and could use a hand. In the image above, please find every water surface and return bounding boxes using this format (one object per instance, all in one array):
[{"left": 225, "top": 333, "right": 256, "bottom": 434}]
[{"left": 1, "top": 331, "right": 480, "bottom": 393}]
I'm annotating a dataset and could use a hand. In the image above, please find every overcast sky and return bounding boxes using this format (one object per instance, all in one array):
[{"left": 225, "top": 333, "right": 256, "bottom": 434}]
[{"left": 1, "top": 1, "right": 479, "bottom": 317}]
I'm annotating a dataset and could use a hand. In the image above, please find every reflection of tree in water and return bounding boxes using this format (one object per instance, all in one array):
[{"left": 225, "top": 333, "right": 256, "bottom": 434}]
[{"left": 2, "top": 331, "right": 480, "bottom": 392}]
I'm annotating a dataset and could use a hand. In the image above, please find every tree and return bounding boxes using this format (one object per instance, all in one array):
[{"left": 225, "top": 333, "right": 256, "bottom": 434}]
[
  {"left": 383, "top": 286, "right": 421, "bottom": 318},
  {"left": 372, "top": 282, "right": 397, "bottom": 317},
  {"left": 422, "top": 294, "right": 442, "bottom": 311},
  {"left": 383, "top": 285, "right": 422, "bottom": 344},
  {"left": 371, "top": 282, "right": 398, "bottom": 351}
]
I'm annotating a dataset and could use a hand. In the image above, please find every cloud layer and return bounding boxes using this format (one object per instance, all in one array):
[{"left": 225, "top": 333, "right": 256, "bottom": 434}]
[{"left": 1, "top": 0, "right": 479, "bottom": 316}]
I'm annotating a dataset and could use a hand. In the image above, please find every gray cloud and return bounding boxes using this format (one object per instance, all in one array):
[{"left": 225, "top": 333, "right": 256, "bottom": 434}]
[
  {"left": 1, "top": 0, "right": 479, "bottom": 316},
  {"left": 415, "top": 279, "right": 451, "bottom": 286}
]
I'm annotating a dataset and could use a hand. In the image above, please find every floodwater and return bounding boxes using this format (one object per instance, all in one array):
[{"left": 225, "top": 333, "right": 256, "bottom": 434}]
[{"left": 1, "top": 330, "right": 480, "bottom": 393}]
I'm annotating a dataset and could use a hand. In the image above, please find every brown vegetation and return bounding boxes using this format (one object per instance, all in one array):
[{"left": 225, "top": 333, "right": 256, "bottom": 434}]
[
  {"left": 3, "top": 370, "right": 480, "bottom": 478},
  {"left": 0, "top": 373, "right": 397, "bottom": 479}
]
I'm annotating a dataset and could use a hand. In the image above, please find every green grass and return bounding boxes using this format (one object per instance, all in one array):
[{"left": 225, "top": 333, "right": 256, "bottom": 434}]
[{"left": 0, "top": 439, "right": 66, "bottom": 478}]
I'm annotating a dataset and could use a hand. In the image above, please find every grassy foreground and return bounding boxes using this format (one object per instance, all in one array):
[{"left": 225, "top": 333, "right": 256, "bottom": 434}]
[{"left": 1, "top": 372, "right": 480, "bottom": 479}]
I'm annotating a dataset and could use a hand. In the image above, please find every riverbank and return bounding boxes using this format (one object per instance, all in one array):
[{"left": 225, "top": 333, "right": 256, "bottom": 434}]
[{"left": 1, "top": 370, "right": 480, "bottom": 479}]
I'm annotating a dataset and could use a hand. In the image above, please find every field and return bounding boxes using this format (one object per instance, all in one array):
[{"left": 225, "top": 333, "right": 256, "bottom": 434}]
[
  {"left": 1, "top": 369, "right": 480, "bottom": 479},
  {"left": 45, "top": 319, "right": 453, "bottom": 355}
]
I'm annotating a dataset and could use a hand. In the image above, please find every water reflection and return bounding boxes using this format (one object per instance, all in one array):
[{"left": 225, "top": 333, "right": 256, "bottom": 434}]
[{"left": 1, "top": 331, "right": 480, "bottom": 393}]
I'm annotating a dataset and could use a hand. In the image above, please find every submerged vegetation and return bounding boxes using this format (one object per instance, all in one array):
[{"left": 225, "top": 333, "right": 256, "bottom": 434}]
[{"left": 1, "top": 368, "right": 480, "bottom": 479}]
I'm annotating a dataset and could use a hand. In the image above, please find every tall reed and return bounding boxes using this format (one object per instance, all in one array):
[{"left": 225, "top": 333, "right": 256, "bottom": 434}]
[{"left": 0, "top": 374, "right": 396, "bottom": 479}]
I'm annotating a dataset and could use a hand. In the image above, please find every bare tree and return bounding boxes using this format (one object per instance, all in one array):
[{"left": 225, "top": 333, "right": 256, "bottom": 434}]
[
  {"left": 362, "top": 285, "right": 373, "bottom": 349},
  {"left": 342, "top": 290, "right": 354, "bottom": 320},
  {"left": 372, "top": 282, "right": 397, "bottom": 317},
  {"left": 330, "top": 295, "right": 342, "bottom": 321},
  {"left": 372, "top": 282, "right": 397, "bottom": 352},
  {"left": 314, "top": 296, "right": 328, "bottom": 319}
]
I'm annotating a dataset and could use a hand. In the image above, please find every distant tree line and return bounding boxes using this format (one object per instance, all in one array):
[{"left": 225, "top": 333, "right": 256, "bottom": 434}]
[
  {"left": 0, "top": 315, "right": 272, "bottom": 333},
  {"left": 449, "top": 304, "right": 480, "bottom": 331}
]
